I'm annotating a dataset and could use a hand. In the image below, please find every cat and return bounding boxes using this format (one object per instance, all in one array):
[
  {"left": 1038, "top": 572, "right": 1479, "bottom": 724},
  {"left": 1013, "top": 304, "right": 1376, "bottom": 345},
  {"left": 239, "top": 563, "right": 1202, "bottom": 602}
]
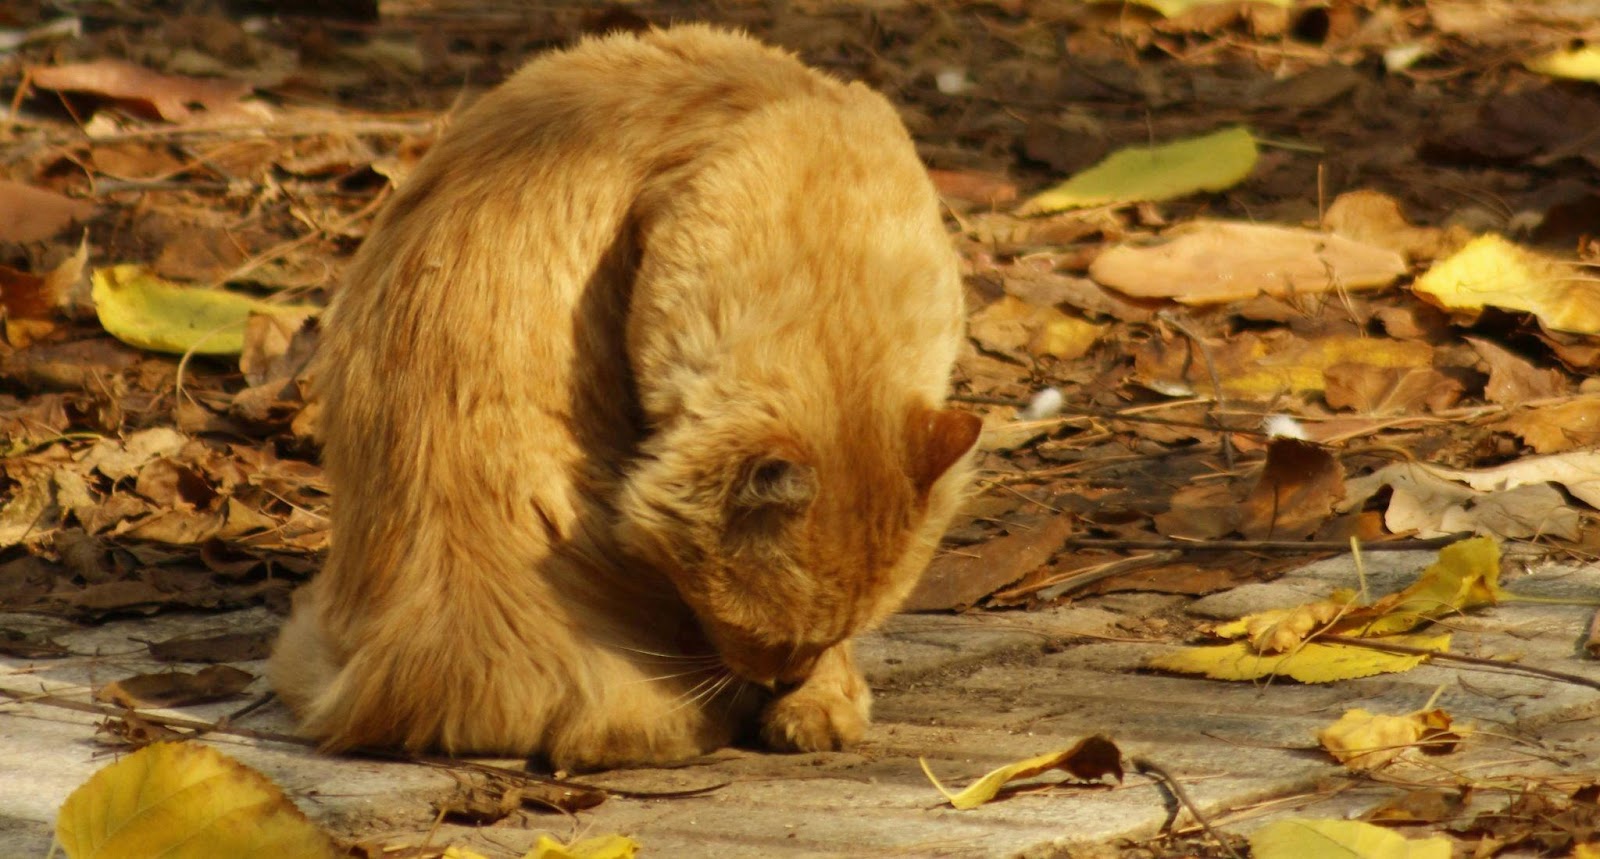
[{"left": 267, "top": 24, "right": 982, "bottom": 771}]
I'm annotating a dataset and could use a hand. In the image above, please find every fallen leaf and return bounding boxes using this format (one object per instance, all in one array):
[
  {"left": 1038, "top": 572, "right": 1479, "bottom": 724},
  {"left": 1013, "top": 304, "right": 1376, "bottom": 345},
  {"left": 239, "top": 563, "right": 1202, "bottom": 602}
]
[
  {"left": 1129, "top": 0, "right": 1291, "bottom": 16},
  {"left": 929, "top": 168, "right": 1018, "bottom": 208},
  {"left": 1364, "top": 788, "right": 1471, "bottom": 825},
  {"left": 1323, "top": 364, "right": 1463, "bottom": 415},
  {"left": 1342, "top": 461, "right": 1583, "bottom": 540},
  {"left": 1135, "top": 331, "right": 1432, "bottom": 400},
  {"left": 1318, "top": 707, "right": 1462, "bottom": 771},
  {"left": 1020, "top": 126, "right": 1257, "bottom": 214},
  {"left": 95, "top": 665, "right": 255, "bottom": 708},
  {"left": 1147, "top": 633, "right": 1450, "bottom": 683},
  {"left": 1153, "top": 482, "right": 1242, "bottom": 540},
  {"left": 1413, "top": 234, "right": 1600, "bottom": 335},
  {"left": 1249, "top": 818, "right": 1450, "bottom": 859},
  {"left": 55, "top": 741, "right": 340, "bottom": 859},
  {"left": 528, "top": 834, "right": 641, "bottom": 859},
  {"left": 146, "top": 630, "right": 274, "bottom": 663},
  {"left": 1468, "top": 337, "right": 1569, "bottom": 405},
  {"left": 1322, "top": 190, "right": 1468, "bottom": 262},
  {"left": 1090, "top": 221, "right": 1407, "bottom": 304},
  {"left": 1240, "top": 439, "right": 1345, "bottom": 541},
  {"left": 30, "top": 59, "right": 251, "bottom": 122},
  {"left": 0, "top": 180, "right": 94, "bottom": 247},
  {"left": 921, "top": 735, "right": 1124, "bottom": 809},
  {"left": 903, "top": 514, "right": 1074, "bottom": 611},
  {"left": 1525, "top": 45, "right": 1600, "bottom": 81},
  {"left": 91, "top": 265, "right": 320, "bottom": 356},
  {"left": 969, "top": 295, "right": 1106, "bottom": 361}
]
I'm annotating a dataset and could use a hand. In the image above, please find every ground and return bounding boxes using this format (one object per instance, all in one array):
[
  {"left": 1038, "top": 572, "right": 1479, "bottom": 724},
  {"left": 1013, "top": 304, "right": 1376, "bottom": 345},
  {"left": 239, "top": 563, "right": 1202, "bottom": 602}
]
[{"left": 2, "top": 1, "right": 1600, "bottom": 857}]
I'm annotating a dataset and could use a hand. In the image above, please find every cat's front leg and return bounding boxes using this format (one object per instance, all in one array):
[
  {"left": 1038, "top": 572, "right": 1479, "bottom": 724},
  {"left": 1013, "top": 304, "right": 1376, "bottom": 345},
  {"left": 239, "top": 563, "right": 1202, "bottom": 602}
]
[{"left": 760, "top": 641, "right": 871, "bottom": 752}]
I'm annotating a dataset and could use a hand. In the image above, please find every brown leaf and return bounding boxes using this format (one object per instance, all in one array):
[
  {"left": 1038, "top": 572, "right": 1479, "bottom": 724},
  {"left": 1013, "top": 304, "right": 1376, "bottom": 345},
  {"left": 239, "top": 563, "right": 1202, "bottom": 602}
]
[
  {"left": 928, "top": 168, "right": 1018, "bottom": 209},
  {"left": 0, "top": 180, "right": 96, "bottom": 243},
  {"left": 1498, "top": 397, "right": 1600, "bottom": 453},
  {"left": 1322, "top": 190, "right": 1468, "bottom": 262},
  {"left": 95, "top": 712, "right": 189, "bottom": 748},
  {"left": 903, "top": 515, "right": 1073, "bottom": 611},
  {"left": 1240, "top": 439, "right": 1345, "bottom": 540},
  {"left": 29, "top": 59, "right": 251, "bottom": 121},
  {"left": 146, "top": 629, "right": 274, "bottom": 663},
  {"left": 1153, "top": 482, "right": 1242, "bottom": 540},
  {"left": 1323, "top": 364, "right": 1463, "bottom": 414},
  {"left": 95, "top": 664, "right": 254, "bottom": 708},
  {"left": 1468, "top": 337, "right": 1568, "bottom": 405}
]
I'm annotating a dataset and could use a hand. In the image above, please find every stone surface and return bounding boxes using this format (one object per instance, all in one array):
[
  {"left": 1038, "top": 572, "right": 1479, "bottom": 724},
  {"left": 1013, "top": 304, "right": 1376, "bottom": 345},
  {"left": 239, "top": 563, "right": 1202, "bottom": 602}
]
[{"left": 2, "top": 553, "right": 1598, "bottom": 857}]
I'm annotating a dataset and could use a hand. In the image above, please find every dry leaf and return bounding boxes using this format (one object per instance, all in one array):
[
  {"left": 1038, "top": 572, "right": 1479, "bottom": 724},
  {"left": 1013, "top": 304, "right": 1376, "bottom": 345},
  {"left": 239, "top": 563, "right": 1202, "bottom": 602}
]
[
  {"left": 903, "top": 515, "right": 1073, "bottom": 611},
  {"left": 1499, "top": 398, "right": 1600, "bottom": 453},
  {"left": 1414, "top": 234, "right": 1600, "bottom": 335},
  {"left": 1322, "top": 190, "right": 1468, "bottom": 262},
  {"left": 928, "top": 169, "right": 1018, "bottom": 208},
  {"left": 1147, "top": 633, "right": 1449, "bottom": 683},
  {"left": 528, "top": 834, "right": 640, "bottom": 859},
  {"left": 0, "top": 180, "right": 97, "bottom": 244},
  {"left": 55, "top": 741, "right": 340, "bottom": 859},
  {"left": 1090, "top": 221, "right": 1406, "bottom": 305},
  {"left": 921, "top": 735, "right": 1124, "bottom": 809},
  {"left": 1020, "top": 126, "right": 1257, "bottom": 214},
  {"left": 1318, "top": 707, "right": 1461, "bottom": 771},
  {"left": 1239, "top": 439, "right": 1345, "bottom": 541},
  {"left": 1468, "top": 336, "right": 1569, "bottom": 405},
  {"left": 95, "top": 665, "right": 255, "bottom": 708},
  {"left": 1323, "top": 364, "right": 1463, "bottom": 414},
  {"left": 30, "top": 59, "right": 251, "bottom": 122},
  {"left": 147, "top": 630, "right": 274, "bottom": 663},
  {"left": 1250, "top": 818, "right": 1451, "bottom": 859},
  {"left": 969, "top": 295, "right": 1106, "bottom": 361},
  {"left": 1342, "top": 461, "right": 1583, "bottom": 540}
]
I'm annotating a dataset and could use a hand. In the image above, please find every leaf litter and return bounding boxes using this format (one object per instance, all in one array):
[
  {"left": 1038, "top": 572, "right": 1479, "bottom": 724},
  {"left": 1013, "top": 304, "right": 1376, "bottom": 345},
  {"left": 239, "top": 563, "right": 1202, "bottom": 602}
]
[{"left": 4, "top": 0, "right": 1600, "bottom": 856}]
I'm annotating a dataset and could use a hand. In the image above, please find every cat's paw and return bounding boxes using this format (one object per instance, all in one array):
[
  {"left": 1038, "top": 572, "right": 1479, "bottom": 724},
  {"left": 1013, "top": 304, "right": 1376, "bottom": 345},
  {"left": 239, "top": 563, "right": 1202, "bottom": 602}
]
[{"left": 760, "top": 683, "right": 870, "bottom": 752}]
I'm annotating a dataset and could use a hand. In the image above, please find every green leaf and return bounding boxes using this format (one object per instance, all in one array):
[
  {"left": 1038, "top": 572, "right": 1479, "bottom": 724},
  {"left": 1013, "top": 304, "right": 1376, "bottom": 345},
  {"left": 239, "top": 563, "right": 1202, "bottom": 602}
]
[
  {"left": 91, "top": 264, "right": 318, "bottom": 356},
  {"left": 1020, "top": 126, "right": 1257, "bottom": 214}
]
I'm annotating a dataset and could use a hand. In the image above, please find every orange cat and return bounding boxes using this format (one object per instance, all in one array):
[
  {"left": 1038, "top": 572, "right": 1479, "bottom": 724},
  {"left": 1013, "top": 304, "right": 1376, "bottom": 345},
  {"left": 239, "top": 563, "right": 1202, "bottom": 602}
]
[{"left": 268, "top": 25, "right": 981, "bottom": 770}]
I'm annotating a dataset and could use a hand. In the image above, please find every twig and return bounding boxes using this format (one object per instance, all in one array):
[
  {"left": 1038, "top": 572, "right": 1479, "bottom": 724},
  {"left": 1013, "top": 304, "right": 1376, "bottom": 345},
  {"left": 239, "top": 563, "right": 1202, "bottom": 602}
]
[
  {"left": 947, "top": 393, "right": 1269, "bottom": 437},
  {"left": 1132, "top": 756, "right": 1243, "bottom": 859},
  {"left": 1063, "top": 536, "right": 1469, "bottom": 553},
  {"left": 1318, "top": 635, "right": 1600, "bottom": 692}
]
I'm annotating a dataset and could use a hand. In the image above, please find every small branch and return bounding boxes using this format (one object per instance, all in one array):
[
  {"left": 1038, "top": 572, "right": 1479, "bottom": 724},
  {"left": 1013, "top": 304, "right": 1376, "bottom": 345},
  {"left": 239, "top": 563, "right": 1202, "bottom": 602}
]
[
  {"left": 1063, "top": 536, "right": 1469, "bottom": 553},
  {"left": 1319, "top": 635, "right": 1600, "bottom": 692},
  {"left": 1132, "top": 756, "right": 1243, "bottom": 859}
]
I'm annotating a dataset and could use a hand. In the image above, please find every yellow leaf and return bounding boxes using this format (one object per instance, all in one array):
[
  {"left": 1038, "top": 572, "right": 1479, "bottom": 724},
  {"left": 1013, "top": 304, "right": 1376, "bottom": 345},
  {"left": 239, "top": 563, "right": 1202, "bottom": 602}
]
[
  {"left": 1147, "top": 634, "right": 1450, "bottom": 683},
  {"left": 1020, "top": 126, "right": 1257, "bottom": 214},
  {"left": 1128, "top": 0, "right": 1292, "bottom": 15},
  {"left": 920, "top": 735, "right": 1123, "bottom": 810},
  {"left": 1347, "top": 536, "right": 1503, "bottom": 636},
  {"left": 527, "top": 833, "right": 640, "bottom": 859},
  {"left": 1525, "top": 45, "right": 1600, "bottom": 81},
  {"left": 1318, "top": 708, "right": 1460, "bottom": 771},
  {"left": 1032, "top": 314, "right": 1106, "bottom": 360},
  {"left": 91, "top": 264, "right": 319, "bottom": 356},
  {"left": 1250, "top": 818, "right": 1451, "bottom": 859},
  {"left": 1412, "top": 234, "right": 1600, "bottom": 335},
  {"left": 54, "top": 741, "right": 340, "bottom": 859},
  {"left": 444, "top": 849, "right": 494, "bottom": 859},
  {"left": 1575, "top": 842, "right": 1600, "bottom": 859}
]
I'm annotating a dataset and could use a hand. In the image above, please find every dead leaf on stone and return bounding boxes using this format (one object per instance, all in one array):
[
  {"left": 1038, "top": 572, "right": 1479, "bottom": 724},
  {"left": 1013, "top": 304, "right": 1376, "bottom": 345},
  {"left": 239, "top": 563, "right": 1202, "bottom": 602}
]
[
  {"left": 904, "top": 515, "right": 1074, "bottom": 611},
  {"left": 95, "top": 664, "right": 254, "bottom": 708},
  {"left": 921, "top": 735, "right": 1124, "bottom": 809},
  {"left": 29, "top": 59, "right": 252, "bottom": 121},
  {"left": 1318, "top": 707, "right": 1462, "bottom": 771},
  {"left": 0, "top": 180, "right": 97, "bottom": 244},
  {"left": 1089, "top": 221, "right": 1407, "bottom": 305},
  {"left": 0, "top": 627, "right": 70, "bottom": 658},
  {"left": 1498, "top": 398, "right": 1600, "bottom": 453},
  {"left": 95, "top": 711, "right": 189, "bottom": 748},
  {"left": 1364, "top": 787, "right": 1471, "bottom": 825},
  {"left": 1322, "top": 190, "right": 1469, "bottom": 262},
  {"left": 145, "top": 629, "right": 275, "bottom": 663}
]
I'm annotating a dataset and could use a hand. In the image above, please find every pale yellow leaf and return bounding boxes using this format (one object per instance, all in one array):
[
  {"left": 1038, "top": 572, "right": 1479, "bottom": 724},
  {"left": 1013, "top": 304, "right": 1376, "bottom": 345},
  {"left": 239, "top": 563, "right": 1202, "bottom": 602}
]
[
  {"left": 1250, "top": 817, "right": 1451, "bottom": 859},
  {"left": 444, "top": 849, "right": 494, "bottom": 859},
  {"left": 1575, "top": 842, "right": 1600, "bottom": 859},
  {"left": 91, "top": 264, "right": 319, "bottom": 356},
  {"left": 1147, "top": 634, "right": 1450, "bottom": 683},
  {"left": 1347, "top": 537, "right": 1503, "bottom": 636},
  {"left": 920, "top": 735, "right": 1123, "bottom": 810},
  {"left": 55, "top": 741, "right": 340, "bottom": 859},
  {"left": 1413, "top": 234, "right": 1600, "bottom": 334},
  {"left": 1318, "top": 708, "right": 1459, "bottom": 771},
  {"left": 1525, "top": 45, "right": 1600, "bottom": 81},
  {"left": 527, "top": 833, "right": 640, "bottom": 859},
  {"left": 1129, "top": 0, "right": 1292, "bottom": 16},
  {"left": 1090, "top": 222, "right": 1406, "bottom": 306},
  {"left": 1020, "top": 126, "right": 1257, "bottom": 214}
]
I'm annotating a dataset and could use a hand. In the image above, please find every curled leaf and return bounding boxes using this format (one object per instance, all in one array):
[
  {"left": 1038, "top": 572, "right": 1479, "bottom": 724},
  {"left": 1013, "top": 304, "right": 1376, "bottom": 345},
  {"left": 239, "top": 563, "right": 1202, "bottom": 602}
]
[{"left": 921, "top": 735, "right": 1123, "bottom": 809}]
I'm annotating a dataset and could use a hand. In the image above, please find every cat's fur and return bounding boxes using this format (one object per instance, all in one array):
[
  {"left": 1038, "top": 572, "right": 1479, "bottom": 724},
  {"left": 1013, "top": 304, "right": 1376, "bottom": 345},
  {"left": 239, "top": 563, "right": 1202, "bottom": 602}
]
[{"left": 268, "top": 25, "right": 981, "bottom": 770}]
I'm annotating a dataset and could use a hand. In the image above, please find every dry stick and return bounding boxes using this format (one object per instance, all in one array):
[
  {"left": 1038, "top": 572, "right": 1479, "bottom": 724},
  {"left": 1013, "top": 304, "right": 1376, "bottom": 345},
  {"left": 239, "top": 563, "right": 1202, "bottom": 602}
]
[
  {"left": 1318, "top": 635, "right": 1600, "bottom": 692},
  {"left": 1065, "top": 536, "right": 1467, "bottom": 553},
  {"left": 947, "top": 394, "right": 1270, "bottom": 437},
  {"left": 1157, "top": 312, "right": 1236, "bottom": 469},
  {"left": 0, "top": 688, "right": 724, "bottom": 800},
  {"left": 1132, "top": 756, "right": 1243, "bottom": 859}
]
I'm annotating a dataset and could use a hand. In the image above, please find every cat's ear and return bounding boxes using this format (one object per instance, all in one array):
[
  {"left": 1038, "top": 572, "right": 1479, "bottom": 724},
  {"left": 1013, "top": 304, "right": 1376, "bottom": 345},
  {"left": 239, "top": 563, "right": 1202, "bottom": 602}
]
[
  {"left": 734, "top": 455, "right": 819, "bottom": 511},
  {"left": 913, "top": 408, "right": 983, "bottom": 494}
]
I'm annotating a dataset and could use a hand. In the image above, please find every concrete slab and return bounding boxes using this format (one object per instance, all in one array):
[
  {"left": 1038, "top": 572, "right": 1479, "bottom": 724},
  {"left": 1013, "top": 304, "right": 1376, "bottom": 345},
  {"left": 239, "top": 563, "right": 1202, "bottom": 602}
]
[{"left": 2, "top": 553, "right": 1597, "bottom": 857}]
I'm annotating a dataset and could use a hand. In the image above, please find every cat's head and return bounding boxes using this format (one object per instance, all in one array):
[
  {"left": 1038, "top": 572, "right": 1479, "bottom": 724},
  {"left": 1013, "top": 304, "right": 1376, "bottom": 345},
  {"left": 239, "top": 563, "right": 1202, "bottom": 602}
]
[{"left": 615, "top": 400, "right": 981, "bottom": 685}]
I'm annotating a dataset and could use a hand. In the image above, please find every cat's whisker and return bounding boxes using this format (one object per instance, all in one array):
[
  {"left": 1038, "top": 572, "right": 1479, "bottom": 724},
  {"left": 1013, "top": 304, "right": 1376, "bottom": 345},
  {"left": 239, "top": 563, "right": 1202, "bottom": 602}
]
[
  {"left": 607, "top": 644, "right": 723, "bottom": 663},
  {"left": 663, "top": 668, "right": 735, "bottom": 716},
  {"left": 622, "top": 664, "right": 723, "bottom": 686}
]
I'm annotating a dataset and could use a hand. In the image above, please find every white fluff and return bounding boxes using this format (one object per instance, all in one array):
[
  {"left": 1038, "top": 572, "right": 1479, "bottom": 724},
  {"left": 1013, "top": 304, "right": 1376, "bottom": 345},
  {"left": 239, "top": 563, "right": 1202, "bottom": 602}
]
[{"left": 1019, "top": 387, "right": 1065, "bottom": 421}]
